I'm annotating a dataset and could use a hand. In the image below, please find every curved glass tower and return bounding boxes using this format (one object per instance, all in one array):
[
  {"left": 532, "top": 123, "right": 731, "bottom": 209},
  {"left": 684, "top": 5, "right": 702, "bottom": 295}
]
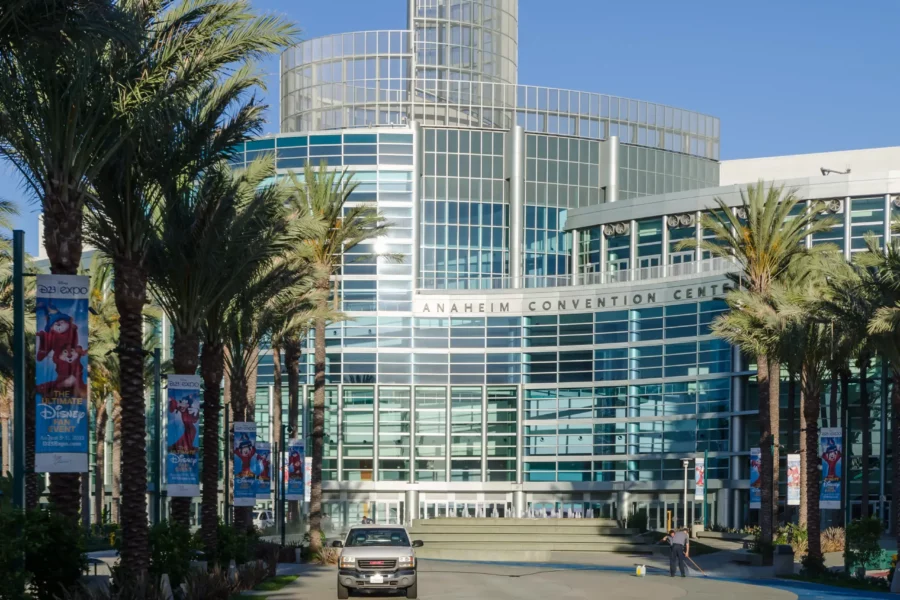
[{"left": 239, "top": 0, "right": 758, "bottom": 532}]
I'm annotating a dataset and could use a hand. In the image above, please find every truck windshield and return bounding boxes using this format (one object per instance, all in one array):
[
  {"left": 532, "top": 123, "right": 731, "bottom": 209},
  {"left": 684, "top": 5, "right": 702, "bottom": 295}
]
[{"left": 346, "top": 529, "right": 410, "bottom": 547}]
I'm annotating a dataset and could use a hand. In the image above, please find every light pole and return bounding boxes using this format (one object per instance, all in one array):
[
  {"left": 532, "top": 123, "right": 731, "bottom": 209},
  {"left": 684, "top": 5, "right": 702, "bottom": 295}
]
[
  {"left": 12, "top": 230, "right": 25, "bottom": 510},
  {"left": 682, "top": 459, "right": 690, "bottom": 529},
  {"left": 224, "top": 405, "right": 231, "bottom": 526},
  {"left": 152, "top": 348, "right": 162, "bottom": 525}
]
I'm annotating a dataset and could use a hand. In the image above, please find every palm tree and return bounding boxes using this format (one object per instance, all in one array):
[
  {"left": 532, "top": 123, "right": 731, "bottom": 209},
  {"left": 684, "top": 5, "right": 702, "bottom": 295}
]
[
  {"left": 191, "top": 158, "right": 308, "bottom": 559},
  {"left": 81, "top": 1, "right": 295, "bottom": 574},
  {"left": 87, "top": 255, "right": 119, "bottom": 525},
  {"left": 146, "top": 63, "right": 283, "bottom": 529},
  {"left": 820, "top": 262, "right": 880, "bottom": 519},
  {"left": 291, "top": 163, "right": 393, "bottom": 554},
  {"left": 858, "top": 229, "right": 900, "bottom": 548},
  {"left": 679, "top": 181, "right": 836, "bottom": 562}
]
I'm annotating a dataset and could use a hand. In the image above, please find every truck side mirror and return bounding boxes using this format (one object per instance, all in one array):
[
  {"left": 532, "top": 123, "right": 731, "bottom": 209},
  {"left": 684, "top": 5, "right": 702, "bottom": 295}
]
[
  {"left": 332, "top": 540, "right": 343, "bottom": 548},
  {"left": 412, "top": 540, "right": 424, "bottom": 548}
]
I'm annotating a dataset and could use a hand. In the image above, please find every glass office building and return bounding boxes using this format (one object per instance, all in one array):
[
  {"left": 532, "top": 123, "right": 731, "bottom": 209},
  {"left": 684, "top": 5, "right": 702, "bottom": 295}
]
[{"left": 219, "top": 0, "right": 896, "bottom": 531}]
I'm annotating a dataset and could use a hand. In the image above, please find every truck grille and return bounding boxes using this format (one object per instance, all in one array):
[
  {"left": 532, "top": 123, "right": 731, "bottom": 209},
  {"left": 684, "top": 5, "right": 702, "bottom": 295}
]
[{"left": 357, "top": 559, "right": 397, "bottom": 571}]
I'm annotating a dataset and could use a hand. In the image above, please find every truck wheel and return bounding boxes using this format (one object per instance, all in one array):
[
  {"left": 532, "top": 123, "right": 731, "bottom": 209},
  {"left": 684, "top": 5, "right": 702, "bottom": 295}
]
[
  {"left": 406, "top": 581, "right": 418, "bottom": 599},
  {"left": 337, "top": 581, "right": 350, "bottom": 599}
]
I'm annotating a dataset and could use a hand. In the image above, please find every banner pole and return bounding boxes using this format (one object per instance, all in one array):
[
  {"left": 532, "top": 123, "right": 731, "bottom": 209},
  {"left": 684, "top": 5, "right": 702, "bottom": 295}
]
[
  {"left": 153, "top": 349, "right": 161, "bottom": 525},
  {"left": 703, "top": 448, "right": 708, "bottom": 528},
  {"left": 12, "top": 231, "right": 25, "bottom": 509}
]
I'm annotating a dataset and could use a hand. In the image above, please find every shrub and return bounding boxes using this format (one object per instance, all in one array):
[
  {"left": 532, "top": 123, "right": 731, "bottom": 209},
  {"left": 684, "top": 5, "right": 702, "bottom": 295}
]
[
  {"left": 149, "top": 520, "right": 199, "bottom": 589},
  {"left": 628, "top": 509, "right": 648, "bottom": 533},
  {"left": 775, "top": 524, "right": 808, "bottom": 556},
  {"left": 215, "top": 522, "right": 259, "bottom": 570},
  {"left": 182, "top": 569, "right": 235, "bottom": 600},
  {"left": 0, "top": 508, "right": 86, "bottom": 600},
  {"left": 821, "top": 527, "right": 845, "bottom": 553},
  {"left": 846, "top": 517, "right": 883, "bottom": 574},
  {"left": 314, "top": 547, "right": 340, "bottom": 566},
  {"left": 801, "top": 552, "right": 827, "bottom": 576}
]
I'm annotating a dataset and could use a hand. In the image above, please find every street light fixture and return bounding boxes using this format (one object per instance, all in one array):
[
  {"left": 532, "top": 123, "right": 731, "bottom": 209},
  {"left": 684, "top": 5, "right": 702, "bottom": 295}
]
[{"left": 682, "top": 459, "right": 690, "bottom": 529}]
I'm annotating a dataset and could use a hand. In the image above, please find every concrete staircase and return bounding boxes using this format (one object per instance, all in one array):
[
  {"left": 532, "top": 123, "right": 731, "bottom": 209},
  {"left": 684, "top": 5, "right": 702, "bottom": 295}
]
[{"left": 409, "top": 518, "right": 658, "bottom": 563}]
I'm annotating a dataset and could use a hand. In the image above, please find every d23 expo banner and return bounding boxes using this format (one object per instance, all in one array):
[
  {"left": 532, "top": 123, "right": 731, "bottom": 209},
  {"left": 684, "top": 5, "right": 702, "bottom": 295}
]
[
  {"left": 255, "top": 442, "right": 271, "bottom": 500},
  {"left": 35, "top": 274, "right": 90, "bottom": 473},
  {"left": 233, "top": 422, "right": 258, "bottom": 507},
  {"left": 694, "top": 457, "right": 705, "bottom": 501},
  {"left": 749, "top": 447, "right": 761, "bottom": 509},
  {"left": 820, "top": 427, "right": 843, "bottom": 509},
  {"left": 285, "top": 439, "right": 305, "bottom": 501},
  {"left": 787, "top": 454, "right": 801, "bottom": 506},
  {"left": 166, "top": 374, "right": 201, "bottom": 496}
]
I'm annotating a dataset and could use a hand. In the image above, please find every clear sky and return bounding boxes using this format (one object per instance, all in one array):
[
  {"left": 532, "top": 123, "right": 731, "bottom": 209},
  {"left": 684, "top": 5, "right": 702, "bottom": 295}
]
[{"left": 5, "top": 0, "right": 899, "bottom": 254}]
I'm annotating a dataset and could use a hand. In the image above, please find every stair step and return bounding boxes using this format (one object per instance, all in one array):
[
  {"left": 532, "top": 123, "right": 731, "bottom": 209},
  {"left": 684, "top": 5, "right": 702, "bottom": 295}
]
[
  {"left": 410, "top": 534, "right": 640, "bottom": 543},
  {"left": 417, "top": 541, "right": 655, "bottom": 552},
  {"left": 408, "top": 527, "right": 635, "bottom": 536}
]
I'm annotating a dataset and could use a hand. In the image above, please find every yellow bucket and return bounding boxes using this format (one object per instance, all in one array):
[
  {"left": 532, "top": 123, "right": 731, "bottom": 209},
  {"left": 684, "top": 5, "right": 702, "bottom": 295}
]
[{"left": 635, "top": 565, "right": 646, "bottom": 577}]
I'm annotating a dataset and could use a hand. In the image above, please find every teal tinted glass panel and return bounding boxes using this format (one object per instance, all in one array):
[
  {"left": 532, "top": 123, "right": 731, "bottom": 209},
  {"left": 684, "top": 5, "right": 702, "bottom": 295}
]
[
  {"left": 277, "top": 136, "right": 307, "bottom": 147},
  {"left": 310, "top": 134, "right": 342, "bottom": 145},
  {"left": 380, "top": 134, "right": 413, "bottom": 143},
  {"left": 345, "top": 134, "right": 378, "bottom": 143},
  {"left": 246, "top": 139, "right": 275, "bottom": 150}
]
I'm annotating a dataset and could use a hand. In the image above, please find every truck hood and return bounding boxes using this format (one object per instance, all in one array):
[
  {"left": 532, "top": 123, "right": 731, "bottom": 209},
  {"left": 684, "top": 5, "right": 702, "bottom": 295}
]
[{"left": 340, "top": 546, "right": 415, "bottom": 559}]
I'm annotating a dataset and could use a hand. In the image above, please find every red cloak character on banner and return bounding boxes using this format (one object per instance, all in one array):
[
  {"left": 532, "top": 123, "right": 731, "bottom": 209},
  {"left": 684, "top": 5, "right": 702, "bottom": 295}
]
[
  {"left": 822, "top": 441, "right": 842, "bottom": 481},
  {"left": 169, "top": 393, "right": 199, "bottom": 453},
  {"left": 289, "top": 449, "right": 303, "bottom": 479},
  {"left": 234, "top": 434, "right": 256, "bottom": 478},
  {"left": 257, "top": 452, "right": 271, "bottom": 483},
  {"left": 36, "top": 305, "right": 80, "bottom": 362},
  {"left": 35, "top": 344, "right": 87, "bottom": 397}
]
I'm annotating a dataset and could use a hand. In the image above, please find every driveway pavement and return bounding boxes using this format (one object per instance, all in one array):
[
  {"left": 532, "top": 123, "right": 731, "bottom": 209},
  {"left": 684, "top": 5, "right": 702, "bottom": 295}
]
[{"left": 259, "top": 559, "right": 896, "bottom": 600}]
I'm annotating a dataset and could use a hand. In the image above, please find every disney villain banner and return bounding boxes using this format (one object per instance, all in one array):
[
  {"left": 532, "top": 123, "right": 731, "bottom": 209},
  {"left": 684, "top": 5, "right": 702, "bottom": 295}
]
[
  {"left": 233, "top": 422, "right": 257, "bottom": 507},
  {"left": 35, "top": 275, "right": 90, "bottom": 473},
  {"left": 166, "top": 375, "right": 202, "bottom": 496}
]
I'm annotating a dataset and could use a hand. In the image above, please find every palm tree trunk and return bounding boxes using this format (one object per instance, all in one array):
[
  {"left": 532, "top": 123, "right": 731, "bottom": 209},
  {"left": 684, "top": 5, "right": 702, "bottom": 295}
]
[
  {"left": 113, "top": 257, "right": 150, "bottom": 576},
  {"left": 858, "top": 358, "right": 871, "bottom": 518},
  {"left": 757, "top": 354, "right": 775, "bottom": 565},
  {"left": 309, "top": 318, "right": 326, "bottom": 556},
  {"left": 111, "top": 400, "right": 121, "bottom": 523},
  {"left": 0, "top": 415, "right": 9, "bottom": 476},
  {"left": 271, "top": 344, "right": 283, "bottom": 528},
  {"left": 787, "top": 371, "right": 796, "bottom": 453},
  {"left": 769, "top": 358, "right": 781, "bottom": 529},
  {"left": 170, "top": 333, "right": 200, "bottom": 529},
  {"left": 43, "top": 186, "right": 84, "bottom": 521},
  {"left": 839, "top": 367, "right": 850, "bottom": 524},
  {"left": 285, "top": 339, "right": 300, "bottom": 524},
  {"left": 229, "top": 362, "right": 252, "bottom": 532},
  {"left": 829, "top": 369, "right": 838, "bottom": 428},
  {"left": 801, "top": 360, "right": 824, "bottom": 569},
  {"left": 798, "top": 386, "right": 807, "bottom": 528},
  {"left": 25, "top": 364, "right": 38, "bottom": 509},
  {"left": 200, "top": 341, "right": 224, "bottom": 563},
  {"left": 94, "top": 402, "right": 108, "bottom": 525},
  {"left": 891, "top": 372, "right": 900, "bottom": 549}
]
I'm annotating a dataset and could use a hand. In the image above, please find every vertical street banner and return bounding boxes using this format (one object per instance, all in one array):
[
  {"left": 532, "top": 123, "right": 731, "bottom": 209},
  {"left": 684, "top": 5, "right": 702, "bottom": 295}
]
[
  {"left": 694, "top": 457, "right": 705, "bottom": 501},
  {"left": 285, "top": 439, "right": 305, "bottom": 501},
  {"left": 255, "top": 442, "right": 271, "bottom": 500},
  {"left": 35, "top": 275, "right": 90, "bottom": 473},
  {"left": 787, "top": 454, "right": 801, "bottom": 506},
  {"left": 233, "top": 422, "right": 257, "bottom": 507},
  {"left": 820, "top": 427, "right": 843, "bottom": 509},
  {"left": 166, "top": 375, "right": 202, "bottom": 496},
  {"left": 305, "top": 456, "right": 312, "bottom": 503},
  {"left": 749, "top": 447, "right": 761, "bottom": 509}
]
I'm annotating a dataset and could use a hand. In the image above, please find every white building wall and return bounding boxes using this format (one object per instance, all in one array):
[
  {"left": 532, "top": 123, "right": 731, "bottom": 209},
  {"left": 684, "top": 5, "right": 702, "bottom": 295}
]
[{"left": 721, "top": 146, "right": 900, "bottom": 185}]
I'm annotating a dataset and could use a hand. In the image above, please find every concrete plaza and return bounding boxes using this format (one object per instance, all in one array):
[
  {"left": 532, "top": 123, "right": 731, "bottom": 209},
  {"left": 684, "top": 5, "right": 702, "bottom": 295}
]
[{"left": 257, "top": 559, "right": 894, "bottom": 600}]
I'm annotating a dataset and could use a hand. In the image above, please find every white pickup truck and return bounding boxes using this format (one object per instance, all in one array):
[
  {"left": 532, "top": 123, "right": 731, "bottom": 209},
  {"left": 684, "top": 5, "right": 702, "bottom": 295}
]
[{"left": 333, "top": 525, "right": 424, "bottom": 599}]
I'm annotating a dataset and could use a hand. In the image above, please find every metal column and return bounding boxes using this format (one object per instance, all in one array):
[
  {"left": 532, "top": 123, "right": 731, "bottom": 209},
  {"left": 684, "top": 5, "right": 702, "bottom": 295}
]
[
  {"left": 12, "top": 230, "right": 25, "bottom": 509},
  {"left": 604, "top": 135, "right": 619, "bottom": 204},
  {"left": 570, "top": 228, "right": 580, "bottom": 285},
  {"left": 411, "top": 120, "right": 422, "bottom": 290},
  {"left": 730, "top": 346, "right": 745, "bottom": 529},
  {"left": 507, "top": 125, "right": 525, "bottom": 288}
]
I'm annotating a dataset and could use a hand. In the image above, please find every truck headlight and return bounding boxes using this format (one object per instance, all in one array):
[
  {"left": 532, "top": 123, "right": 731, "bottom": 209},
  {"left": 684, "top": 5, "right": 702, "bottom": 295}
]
[
  {"left": 398, "top": 556, "right": 415, "bottom": 568},
  {"left": 340, "top": 555, "right": 355, "bottom": 568}
]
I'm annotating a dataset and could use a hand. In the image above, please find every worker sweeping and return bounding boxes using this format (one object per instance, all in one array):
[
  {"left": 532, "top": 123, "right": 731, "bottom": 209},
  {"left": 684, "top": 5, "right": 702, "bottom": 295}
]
[{"left": 665, "top": 527, "right": 690, "bottom": 578}]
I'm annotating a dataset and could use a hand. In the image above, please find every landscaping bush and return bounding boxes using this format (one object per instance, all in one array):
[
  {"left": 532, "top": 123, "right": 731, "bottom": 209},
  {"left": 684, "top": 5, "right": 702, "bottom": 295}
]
[
  {"left": 149, "top": 520, "right": 200, "bottom": 589},
  {"left": 215, "top": 521, "right": 259, "bottom": 570},
  {"left": 0, "top": 507, "right": 86, "bottom": 600},
  {"left": 846, "top": 517, "right": 883, "bottom": 575},
  {"left": 182, "top": 569, "right": 234, "bottom": 600},
  {"left": 775, "top": 523, "right": 808, "bottom": 556},
  {"left": 628, "top": 508, "right": 648, "bottom": 533},
  {"left": 821, "top": 526, "right": 845, "bottom": 553}
]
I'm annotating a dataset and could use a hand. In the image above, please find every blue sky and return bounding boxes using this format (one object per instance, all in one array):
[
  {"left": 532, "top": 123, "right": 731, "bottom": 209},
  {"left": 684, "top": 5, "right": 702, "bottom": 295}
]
[{"left": 5, "top": 0, "right": 899, "bottom": 254}]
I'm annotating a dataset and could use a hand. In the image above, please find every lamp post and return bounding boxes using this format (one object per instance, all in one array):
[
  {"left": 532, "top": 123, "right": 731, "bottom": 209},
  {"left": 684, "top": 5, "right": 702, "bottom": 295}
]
[
  {"left": 152, "top": 348, "right": 162, "bottom": 525},
  {"left": 280, "top": 424, "right": 293, "bottom": 547},
  {"left": 224, "top": 405, "right": 231, "bottom": 526},
  {"left": 12, "top": 230, "right": 25, "bottom": 510},
  {"left": 682, "top": 459, "right": 690, "bottom": 529}
]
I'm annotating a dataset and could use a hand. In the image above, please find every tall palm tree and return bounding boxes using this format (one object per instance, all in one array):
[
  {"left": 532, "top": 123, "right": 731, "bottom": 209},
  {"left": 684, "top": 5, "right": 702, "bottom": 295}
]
[
  {"left": 82, "top": 0, "right": 296, "bottom": 574},
  {"left": 191, "top": 158, "right": 307, "bottom": 559},
  {"left": 858, "top": 228, "right": 900, "bottom": 548},
  {"left": 820, "top": 262, "right": 880, "bottom": 518},
  {"left": 291, "top": 162, "right": 393, "bottom": 554},
  {"left": 679, "top": 181, "right": 836, "bottom": 562},
  {"left": 87, "top": 255, "right": 119, "bottom": 525},
  {"left": 146, "top": 64, "right": 281, "bottom": 529}
]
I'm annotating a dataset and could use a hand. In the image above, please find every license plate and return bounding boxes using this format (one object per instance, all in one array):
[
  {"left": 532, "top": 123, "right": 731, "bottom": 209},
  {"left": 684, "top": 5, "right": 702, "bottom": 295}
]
[{"left": 370, "top": 574, "right": 384, "bottom": 584}]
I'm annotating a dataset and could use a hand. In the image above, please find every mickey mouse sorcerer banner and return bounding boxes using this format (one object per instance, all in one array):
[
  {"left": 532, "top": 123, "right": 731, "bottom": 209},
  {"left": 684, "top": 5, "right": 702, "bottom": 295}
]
[
  {"left": 166, "top": 374, "right": 202, "bottom": 497},
  {"left": 233, "top": 422, "right": 257, "bottom": 507},
  {"left": 35, "top": 275, "right": 90, "bottom": 473}
]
